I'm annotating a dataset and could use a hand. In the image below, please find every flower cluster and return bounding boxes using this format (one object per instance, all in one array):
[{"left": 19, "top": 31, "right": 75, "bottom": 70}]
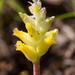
[{"left": 13, "top": 0, "right": 58, "bottom": 63}]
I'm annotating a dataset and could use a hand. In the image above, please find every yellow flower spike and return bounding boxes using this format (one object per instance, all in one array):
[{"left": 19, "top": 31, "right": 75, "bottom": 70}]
[
  {"left": 13, "top": 0, "right": 58, "bottom": 63},
  {"left": 16, "top": 41, "right": 39, "bottom": 63}
]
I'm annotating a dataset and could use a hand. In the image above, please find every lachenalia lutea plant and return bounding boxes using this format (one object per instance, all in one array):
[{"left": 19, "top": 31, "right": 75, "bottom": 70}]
[{"left": 13, "top": 0, "right": 58, "bottom": 75}]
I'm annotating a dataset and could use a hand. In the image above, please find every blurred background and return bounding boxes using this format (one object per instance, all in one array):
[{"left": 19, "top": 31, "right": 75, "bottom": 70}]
[{"left": 0, "top": 0, "right": 75, "bottom": 75}]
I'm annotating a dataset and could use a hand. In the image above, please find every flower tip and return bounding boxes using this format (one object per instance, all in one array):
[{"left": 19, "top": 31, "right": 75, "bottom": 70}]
[
  {"left": 51, "top": 16, "right": 55, "bottom": 19},
  {"left": 13, "top": 28, "right": 17, "bottom": 35},
  {"left": 18, "top": 12, "right": 23, "bottom": 17},
  {"left": 54, "top": 29, "right": 58, "bottom": 36},
  {"left": 19, "top": 12, "right": 22, "bottom": 15},
  {"left": 13, "top": 28, "right": 19, "bottom": 36},
  {"left": 54, "top": 29, "right": 58, "bottom": 33},
  {"left": 16, "top": 41, "right": 24, "bottom": 51}
]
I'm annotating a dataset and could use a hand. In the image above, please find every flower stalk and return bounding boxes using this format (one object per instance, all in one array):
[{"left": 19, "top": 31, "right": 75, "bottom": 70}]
[{"left": 33, "top": 61, "right": 40, "bottom": 75}]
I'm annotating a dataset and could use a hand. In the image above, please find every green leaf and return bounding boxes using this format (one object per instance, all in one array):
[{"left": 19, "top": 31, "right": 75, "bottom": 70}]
[{"left": 57, "top": 12, "right": 75, "bottom": 20}]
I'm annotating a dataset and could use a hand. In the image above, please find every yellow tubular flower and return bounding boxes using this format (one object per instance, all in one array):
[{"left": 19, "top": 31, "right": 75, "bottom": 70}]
[
  {"left": 26, "top": 23, "right": 34, "bottom": 36},
  {"left": 13, "top": 0, "right": 58, "bottom": 63},
  {"left": 19, "top": 13, "right": 36, "bottom": 30},
  {"left": 26, "top": 23, "right": 39, "bottom": 37},
  {"left": 37, "top": 29, "right": 58, "bottom": 57},
  {"left": 13, "top": 28, "right": 35, "bottom": 46},
  {"left": 16, "top": 41, "right": 39, "bottom": 63},
  {"left": 44, "top": 29, "right": 58, "bottom": 45}
]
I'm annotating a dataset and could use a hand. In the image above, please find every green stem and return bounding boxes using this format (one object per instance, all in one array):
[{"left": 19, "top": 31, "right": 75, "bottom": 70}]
[{"left": 33, "top": 61, "right": 40, "bottom": 75}]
